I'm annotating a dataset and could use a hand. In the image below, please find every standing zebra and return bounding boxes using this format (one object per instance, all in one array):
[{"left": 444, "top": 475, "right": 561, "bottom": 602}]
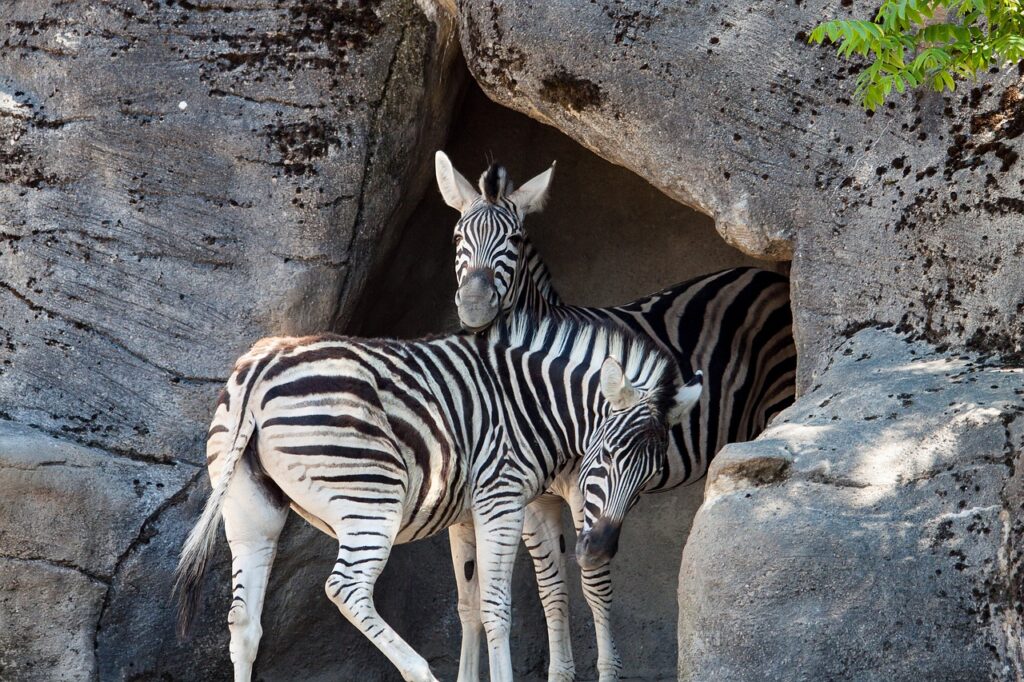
[
  {"left": 435, "top": 151, "right": 797, "bottom": 681},
  {"left": 174, "top": 315, "right": 702, "bottom": 682}
]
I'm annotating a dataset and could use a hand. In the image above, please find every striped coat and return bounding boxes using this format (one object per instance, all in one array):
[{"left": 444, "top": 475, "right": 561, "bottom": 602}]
[{"left": 175, "top": 316, "right": 700, "bottom": 682}]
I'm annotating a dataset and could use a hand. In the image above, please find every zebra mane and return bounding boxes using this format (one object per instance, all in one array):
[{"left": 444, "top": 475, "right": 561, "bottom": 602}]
[
  {"left": 479, "top": 163, "right": 512, "bottom": 203},
  {"left": 491, "top": 313, "right": 678, "bottom": 412},
  {"left": 521, "top": 236, "right": 562, "bottom": 306}
]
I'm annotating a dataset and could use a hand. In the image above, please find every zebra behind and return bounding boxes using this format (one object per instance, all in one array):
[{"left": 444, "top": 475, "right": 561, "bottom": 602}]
[
  {"left": 436, "top": 151, "right": 796, "bottom": 680},
  {"left": 174, "top": 315, "right": 702, "bottom": 682}
]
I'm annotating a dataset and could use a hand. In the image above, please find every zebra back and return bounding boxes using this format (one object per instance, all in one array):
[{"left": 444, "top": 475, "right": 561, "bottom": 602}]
[
  {"left": 600, "top": 266, "right": 795, "bottom": 487},
  {"left": 201, "top": 315, "right": 685, "bottom": 537}
]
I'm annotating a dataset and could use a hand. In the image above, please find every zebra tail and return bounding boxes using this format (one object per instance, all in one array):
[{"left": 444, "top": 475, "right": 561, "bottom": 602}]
[{"left": 173, "top": 390, "right": 256, "bottom": 640}]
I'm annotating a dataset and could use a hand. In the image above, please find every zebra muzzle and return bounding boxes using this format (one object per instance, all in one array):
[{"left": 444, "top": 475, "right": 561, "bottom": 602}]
[
  {"left": 575, "top": 518, "right": 621, "bottom": 570},
  {"left": 456, "top": 271, "right": 500, "bottom": 332}
]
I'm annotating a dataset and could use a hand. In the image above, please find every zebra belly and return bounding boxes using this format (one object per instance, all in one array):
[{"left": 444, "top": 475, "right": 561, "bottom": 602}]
[
  {"left": 392, "top": 462, "right": 469, "bottom": 545},
  {"left": 289, "top": 502, "right": 337, "bottom": 538}
]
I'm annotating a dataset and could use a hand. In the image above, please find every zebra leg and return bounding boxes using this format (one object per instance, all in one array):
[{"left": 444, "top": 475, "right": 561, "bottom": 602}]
[
  {"left": 450, "top": 521, "right": 483, "bottom": 682},
  {"left": 325, "top": 518, "right": 438, "bottom": 682},
  {"left": 473, "top": 504, "right": 526, "bottom": 682},
  {"left": 221, "top": 464, "right": 289, "bottom": 681},
  {"left": 523, "top": 494, "right": 574, "bottom": 682},
  {"left": 580, "top": 563, "right": 619, "bottom": 682},
  {"left": 568, "top": 487, "right": 621, "bottom": 682}
]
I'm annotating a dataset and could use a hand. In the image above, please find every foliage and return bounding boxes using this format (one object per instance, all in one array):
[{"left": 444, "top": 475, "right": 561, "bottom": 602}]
[{"left": 809, "top": 1, "right": 1024, "bottom": 109}]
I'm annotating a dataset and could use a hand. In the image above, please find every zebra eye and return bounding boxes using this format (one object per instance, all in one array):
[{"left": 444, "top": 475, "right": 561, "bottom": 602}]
[
  {"left": 508, "top": 233, "right": 523, "bottom": 246},
  {"left": 453, "top": 233, "right": 463, "bottom": 247}
]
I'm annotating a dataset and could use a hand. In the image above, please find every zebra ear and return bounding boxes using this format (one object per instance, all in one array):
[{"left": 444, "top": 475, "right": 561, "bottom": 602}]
[
  {"left": 435, "top": 151, "right": 478, "bottom": 212},
  {"left": 600, "top": 357, "right": 639, "bottom": 411},
  {"left": 508, "top": 161, "right": 555, "bottom": 214},
  {"left": 668, "top": 371, "right": 703, "bottom": 425}
]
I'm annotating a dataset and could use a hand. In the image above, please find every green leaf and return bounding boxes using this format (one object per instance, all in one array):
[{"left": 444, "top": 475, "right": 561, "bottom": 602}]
[{"left": 813, "top": 1, "right": 1023, "bottom": 110}]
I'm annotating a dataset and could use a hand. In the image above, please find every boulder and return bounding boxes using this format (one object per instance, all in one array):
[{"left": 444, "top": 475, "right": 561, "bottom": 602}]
[
  {"left": 0, "top": 0, "right": 460, "bottom": 677},
  {"left": 0, "top": 421, "right": 194, "bottom": 680},
  {"left": 0, "top": 422, "right": 196, "bottom": 577},
  {"left": 449, "top": 0, "right": 1024, "bottom": 390},
  {"left": 679, "top": 329, "right": 1024, "bottom": 680}
]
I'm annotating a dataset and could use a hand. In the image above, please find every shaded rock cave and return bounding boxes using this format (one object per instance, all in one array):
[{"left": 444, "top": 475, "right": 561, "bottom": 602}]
[
  {"left": 356, "top": 79, "right": 778, "bottom": 338},
  {"left": 338, "top": 76, "right": 786, "bottom": 681}
]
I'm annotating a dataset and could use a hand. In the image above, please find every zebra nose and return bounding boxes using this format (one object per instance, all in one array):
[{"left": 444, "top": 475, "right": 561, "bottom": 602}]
[
  {"left": 575, "top": 519, "right": 621, "bottom": 570},
  {"left": 455, "top": 285, "right": 498, "bottom": 307},
  {"left": 457, "top": 269, "right": 500, "bottom": 332}
]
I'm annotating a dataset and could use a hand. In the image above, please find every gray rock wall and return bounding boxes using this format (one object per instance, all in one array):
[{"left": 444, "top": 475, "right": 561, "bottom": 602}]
[
  {"left": 6, "top": 0, "right": 1021, "bottom": 680},
  {"left": 0, "top": 1, "right": 460, "bottom": 679},
  {"left": 0, "top": 5, "right": 759, "bottom": 677}
]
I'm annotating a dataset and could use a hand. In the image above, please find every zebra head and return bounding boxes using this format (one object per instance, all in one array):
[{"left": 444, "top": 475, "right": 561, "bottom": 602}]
[
  {"left": 576, "top": 361, "right": 704, "bottom": 570},
  {"left": 435, "top": 151, "right": 555, "bottom": 332}
]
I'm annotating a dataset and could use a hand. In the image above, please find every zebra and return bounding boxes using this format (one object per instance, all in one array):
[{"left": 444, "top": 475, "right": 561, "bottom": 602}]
[
  {"left": 173, "top": 314, "right": 703, "bottom": 682},
  {"left": 435, "top": 151, "right": 796, "bottom": 681}
]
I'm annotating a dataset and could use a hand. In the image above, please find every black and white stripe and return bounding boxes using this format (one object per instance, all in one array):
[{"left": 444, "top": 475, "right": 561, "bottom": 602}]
[
  {"left": 174, "top": 315, "right": 698, "bottom": 682},
  {"left": 436, "top": 152, "right": 796, "bottom": 681}
]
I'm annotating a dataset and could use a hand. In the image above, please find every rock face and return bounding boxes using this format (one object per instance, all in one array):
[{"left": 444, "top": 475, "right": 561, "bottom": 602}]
[
  {"left": 2, "top": 6, "right": 758, "bottom": 676},
  {"left": 451, "top": 0, "right": 1024, "bottom": 391},
  {"left": 0, "top": 0, "right": 459, "bottom": 678},
  {"left": 680, "top": 329, "right": 1024, "bottom": 681}
]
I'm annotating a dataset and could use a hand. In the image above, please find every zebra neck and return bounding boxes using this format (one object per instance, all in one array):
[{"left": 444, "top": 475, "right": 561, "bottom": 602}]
[
  {"left": 511, "top": 238, "right": 563, "bottom": 317},
  {"left": 485, "top": 343, "right": 602, "bottom": 489}
]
